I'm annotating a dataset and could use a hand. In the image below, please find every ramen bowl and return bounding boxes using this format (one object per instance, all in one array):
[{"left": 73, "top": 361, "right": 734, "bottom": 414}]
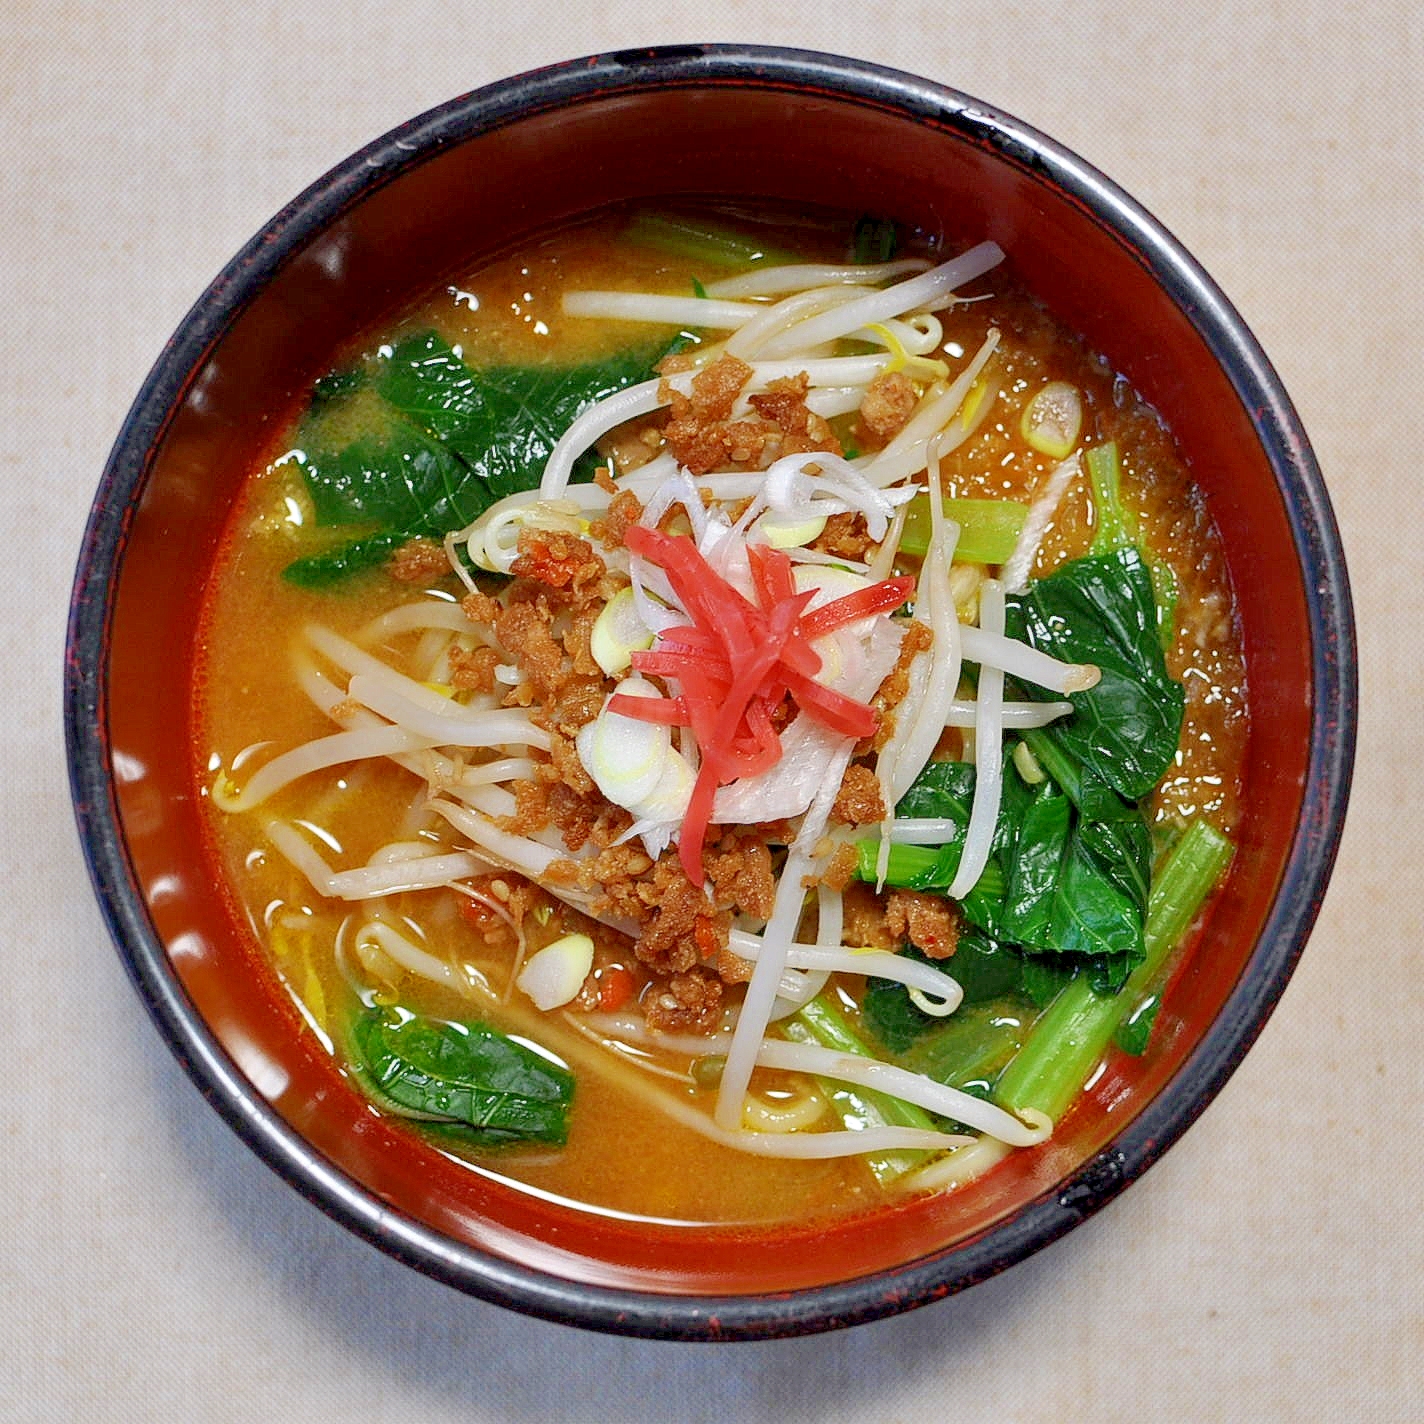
[{"left": 65, "top": 46, "right": 1355, "bottom": 1340}]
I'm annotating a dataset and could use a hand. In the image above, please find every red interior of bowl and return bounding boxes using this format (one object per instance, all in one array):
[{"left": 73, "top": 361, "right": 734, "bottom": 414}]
[{"left": 101, "top": 77, "right": 1314, "bottom": 1300}]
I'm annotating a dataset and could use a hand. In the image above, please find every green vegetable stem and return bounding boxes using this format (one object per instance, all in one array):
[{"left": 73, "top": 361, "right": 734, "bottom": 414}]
[
  {"left": 786, "top": 994, "right": 938, "bottom": 1184},
  {"left": 623, "top": 211, "right": 798, "bottom": 270},
  {"left": 898, "top": 494, "right": 1029, "bottom": 565},
  {"left": 993, "top": 818, "right": 1234, "bottom": 1124}
]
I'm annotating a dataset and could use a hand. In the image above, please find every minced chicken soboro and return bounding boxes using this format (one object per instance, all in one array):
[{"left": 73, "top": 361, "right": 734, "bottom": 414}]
[{"left": 194, "top": 206, "right": 1248, "bottom": 1225}]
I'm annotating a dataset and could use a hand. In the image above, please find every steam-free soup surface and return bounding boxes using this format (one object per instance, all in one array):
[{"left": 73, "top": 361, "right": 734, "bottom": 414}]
[{"left": 196, "top": 209, "right": 1246, "bottom": 1224}]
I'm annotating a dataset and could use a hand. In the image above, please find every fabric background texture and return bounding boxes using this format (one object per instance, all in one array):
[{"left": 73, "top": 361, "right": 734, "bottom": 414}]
[{"left": 3, "top": 4, "right": 1418, "bottom": 1420}]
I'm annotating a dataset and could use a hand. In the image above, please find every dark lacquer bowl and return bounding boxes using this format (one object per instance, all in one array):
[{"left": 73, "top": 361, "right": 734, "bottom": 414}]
[{"left": 65, "top": 46, "right": 1355, "bottom": 1340}]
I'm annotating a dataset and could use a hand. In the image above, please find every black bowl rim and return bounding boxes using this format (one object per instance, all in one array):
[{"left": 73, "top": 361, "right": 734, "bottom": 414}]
[{"left": 65, "top": 43, "right": 1357, "bottom": 1342}]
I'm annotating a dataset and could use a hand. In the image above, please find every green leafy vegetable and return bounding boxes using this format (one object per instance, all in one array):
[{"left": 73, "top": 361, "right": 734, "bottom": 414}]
[
  {"left": 995, "top": 778, "right": 1151, "bottom": 987},
  {"left": 858, "top": 749, "right": 1151, "bottom": 987},
  {"left": 994, "top": 818, "right": 1234, "bottom": 1121},
  {"left": 1113, "top": 992, "right": 1161, "bottom": 1056},
  {"left": 896, "top": 757, "right": 977, "bottom": 822},
  {"left": 1088, "top": 437, "right": 1181, "bottom": 653},
  {"left": 1150, "top": 558, "right": 1180, "bottom": 653},
  {"left": 852, "top": 215, "right": 900, "bottom": 264},
  {"left": 1085, "top": 441, "right": 1134, "bottom": 554},
  {"left": 1005, "top": 543, "right": 1185, "bottom": 802},
  {"left": 948, "top": 930, "right": 1039, "bottom": 1005},
  {"left": 862, "top": 935, "right": 1024, "bottom": 1055},
  {"left": 997, "top": 440, "right": 1184, "bottom": 804},
  {"left": 897, "top": 1003, "right": 1027, "bottom": 1100},
  {"left": 622, "top": 211, "right": 798, "bottom": 269},
  {"left": 352, "top": 1008, "right": 574, "bottom": 1145},
  {"left": 283, "top": 530, "right": 416, "bottom": 589},
  {"left": 284, "top": 330, "right": 660, "bottom": 587},
  {"left": 862, "top": 950, "right": 941, "bottom": 1055},
  {"left": 310, "top": 366, "right": 366, "bottom": 404}
]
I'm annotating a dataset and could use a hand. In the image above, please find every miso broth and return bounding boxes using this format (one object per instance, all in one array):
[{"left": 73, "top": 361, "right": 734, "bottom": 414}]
[{"left": 195, "top": 207, "right": 1247, "bottom": 1224}]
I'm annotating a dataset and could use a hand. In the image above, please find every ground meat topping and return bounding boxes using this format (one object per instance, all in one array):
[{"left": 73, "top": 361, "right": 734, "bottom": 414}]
[
  {"left": 497, "top": 778, "right": 551, "bottom": 836},
  {"left": 561, "top": 601, "right": 606, "bottom": 680},
  {"left": 690, "top": 353, "right": 754, "bottom": 421},
  {"left": 831, "top": 763, "right": 887, "bottom": 827},
  {"left": 836, "top": 882, "right": 959, "bottom": 960},
  {"left": 631, "top": 858, "right": 731, "bottom": 976},
  {"left": 714, "top": 944, "right": 754, "bottom": 985},
  {"left": 543, "top": 724, "right": 598, "bottom": 798},
  {"left": 644, "top": 968, "right": 724, "bottom": 1035},
  {"left": 447, "top": 643, "right": 500, "bottom": 693},
  {"left": 867, "top": 618, "right": 934, "bottom": 750},
  {"left": 457, "top": 872, "right": 542, "bottom": 949},
  {"left": 598, "top": 418, "right": 667, "bottom": 476},
  {"left": 856, "top": 370, "right": 919, "bottom": 445},
  {"left": 747, "top": 373, "right": 840, "bottom": 453},
  {"left": 588, "top": 487, "right": 645, "bottom": 551},
  {"left": 814, "top": 841, "right": 861, "bottom": 893},
  {"left": 841, "top": 881, "right": 896, "bottom": 952},
  {"left": 706, "top": 830, "right": 777, "bottom": 921},
  {"left": 660, "top": 359, "right": 842, "bottom": 474},
  {"left": 492, "top": 597, "right": 564, "bottom": 706},
  {"left": 812, "top": 511, "right": 877, "bottom": 562},
  {"left": 460, "top": 591, "right": 502, "bottom": 627},
  {"left": 510, "top": 528, "right": 606, "bottom": 599},
  {"left": 387, "top": 537, "right": 452, "bottom": 583},
  {"left": 885, "top": 889, "right": 960, "bottom": 960}
]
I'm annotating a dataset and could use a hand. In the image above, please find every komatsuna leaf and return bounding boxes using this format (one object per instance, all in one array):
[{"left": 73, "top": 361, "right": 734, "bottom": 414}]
[
  {"left": 862, "top": 934, "right": 1034, "bottom": 1073},
  {"left": 1114, "top": 991, "right": 1162, "bottom": 1056},
  {"left": 894, "top": 758, "right": 976, "bottom": 821},
  {"left": 857, "top": 749, "right": 1151, "bottom": 991},
  {"left": 996, "top": 780, "right": 1147, "bottom": 986},
  {"left": 300, "top": 423, "right": 467, "bottom": 534},
  {"left": 352, "top": 1008, "right": 574, "bottom": 1145},
  {"left": 285, "top": 330, "right": 660, "bottom": 585},
  {"left": 281, "top": 531, "right": 411, "bottom": 590},
  {"left": 860, "top": 939, "right": 1024, "bottom": 1058},
  {"left": 997, "top": 784, "right": 1073, "bottom": 946},
  {"left": 374, "top": 332, "right": 657, "bottom": 510},
  {"left": 1077, "top": 812, "right": 1153, "bottom": 917},
  {"left": 862, "top": 959, "right": 940, "bottom": 1055},
  {"left": 855, "top": 758, "right": 1010, "bottom": 937},
  {"left": 1005, "top": 545, "right": 1185, "bottom": 801}
]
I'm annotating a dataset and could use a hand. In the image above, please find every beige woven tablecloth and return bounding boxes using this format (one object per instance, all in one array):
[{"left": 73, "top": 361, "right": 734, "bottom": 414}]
[{"left": 4, "top": 5, "right": 1417, "bottom": 1420}]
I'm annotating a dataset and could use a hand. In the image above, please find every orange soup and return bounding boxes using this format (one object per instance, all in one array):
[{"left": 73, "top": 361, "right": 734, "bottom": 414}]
[{"left": 195, "top": 207, "right": 1247, "bottom": 1224}]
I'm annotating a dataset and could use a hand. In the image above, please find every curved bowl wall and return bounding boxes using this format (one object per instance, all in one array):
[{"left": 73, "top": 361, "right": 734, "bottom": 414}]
[{"left": 66, "top": 45, "right": 1355, "bottom": 1340}]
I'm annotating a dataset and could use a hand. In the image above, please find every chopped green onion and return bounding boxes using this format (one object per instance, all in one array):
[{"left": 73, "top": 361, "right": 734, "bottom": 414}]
[
  {"left": 1020, "top": 381, "right": 1083, "bottom": 459},
  {"left": 691, "top": 1055, "right": 725, "bottom": 1090},
  {"left": 589, "top": 587, "right": 655, "bottom": 676},
  {"left": 516, "top": 933, "right": 594, "bottom": 1011}
]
